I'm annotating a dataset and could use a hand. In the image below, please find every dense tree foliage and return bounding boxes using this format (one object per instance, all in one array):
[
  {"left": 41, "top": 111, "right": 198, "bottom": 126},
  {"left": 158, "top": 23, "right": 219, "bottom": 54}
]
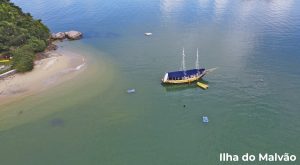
[
  {"left": 0, "top": 0, "right": 50, "bottom": 72},
  {"left": 11, "top": 46, "right": 35, "bottom": 72}
]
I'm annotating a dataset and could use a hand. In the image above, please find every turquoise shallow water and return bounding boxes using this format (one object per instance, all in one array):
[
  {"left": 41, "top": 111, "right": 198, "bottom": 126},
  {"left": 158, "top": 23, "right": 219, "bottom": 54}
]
[{"left": 1, "top": 0, "right": 300, "bottom": 164}]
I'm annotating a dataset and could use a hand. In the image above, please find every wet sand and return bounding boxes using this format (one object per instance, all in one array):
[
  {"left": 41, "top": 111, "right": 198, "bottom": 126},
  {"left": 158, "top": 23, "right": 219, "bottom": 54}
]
[{"left": 0, "top": 49, "right": 86, "bottom": 104}]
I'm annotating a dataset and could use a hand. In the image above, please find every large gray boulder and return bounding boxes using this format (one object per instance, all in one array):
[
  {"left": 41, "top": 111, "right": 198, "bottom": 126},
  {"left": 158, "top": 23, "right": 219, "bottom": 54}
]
[
  {"left": 51, "top": 32, "right": 66, "bottom": 40},
  {"left": 65, "top": 31, "right": 82, "bottom": 40}
]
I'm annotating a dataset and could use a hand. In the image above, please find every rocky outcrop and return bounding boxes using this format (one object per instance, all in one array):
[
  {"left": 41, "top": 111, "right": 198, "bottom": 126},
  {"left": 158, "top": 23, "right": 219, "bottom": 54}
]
[
  {"left": 51, "top": 30, "right": 82, "bottom": 40},
  {"left": 51, "top": 32, "right": 65, "bottom": 40},
  {"left": 46, "top": 43, "right": 58, "bottom": 51},
  {"left": 65, "top": 31, "right": 82, "bottom": 40}
]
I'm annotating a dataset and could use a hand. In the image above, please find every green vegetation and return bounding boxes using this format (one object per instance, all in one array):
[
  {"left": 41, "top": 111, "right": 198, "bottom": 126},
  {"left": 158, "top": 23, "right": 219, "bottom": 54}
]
[
  {"left": 0, "top": 0, "right": 50, "bottom": 72},
  {"left": 11, "top": 45, "right": 35, "bottom": 72}
]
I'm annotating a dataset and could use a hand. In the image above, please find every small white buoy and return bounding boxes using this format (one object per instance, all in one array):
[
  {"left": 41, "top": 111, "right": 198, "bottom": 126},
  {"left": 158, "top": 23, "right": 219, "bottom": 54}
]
[
  {"left": 203, "top": 116, "right": 209, "bottom": 123},
  {"left": 127, "top": 89, "right": 136, "bottom": 94},
  {"left": 144, "top": 32, "right": 152, "bottom": 36}
]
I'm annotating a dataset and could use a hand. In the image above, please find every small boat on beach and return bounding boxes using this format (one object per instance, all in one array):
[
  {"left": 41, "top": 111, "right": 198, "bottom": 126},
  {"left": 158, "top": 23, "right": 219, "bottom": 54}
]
[
  {"left": 0, "top": 60, "right": 10, "bottom": 63},
  {"left": 162, "top": 48, "right": 207, "bottom": 84}
]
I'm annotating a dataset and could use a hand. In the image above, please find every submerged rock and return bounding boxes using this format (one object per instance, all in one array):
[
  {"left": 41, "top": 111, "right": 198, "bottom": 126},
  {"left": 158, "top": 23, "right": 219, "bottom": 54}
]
[
  {"left": 65, "top": 30, "right": 82, "bottom": 40},
  {"left": 49, "top": 118, "right": 65, "bottom": 127}
]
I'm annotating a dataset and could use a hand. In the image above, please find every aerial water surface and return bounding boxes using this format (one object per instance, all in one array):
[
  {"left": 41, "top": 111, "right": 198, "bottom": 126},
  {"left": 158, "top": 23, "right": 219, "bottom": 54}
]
[{"left": 1, "top": 0, "right": 300, "bottom": 164}]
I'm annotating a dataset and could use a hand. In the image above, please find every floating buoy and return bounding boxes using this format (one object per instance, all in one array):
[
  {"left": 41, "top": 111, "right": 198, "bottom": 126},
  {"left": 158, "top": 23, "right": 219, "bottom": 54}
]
[
  {"left": 202, "top": 116, "right": 209, "bottom": 123},
  {"left": 127, "top": 89, "right": 136, "bottom": 94}
]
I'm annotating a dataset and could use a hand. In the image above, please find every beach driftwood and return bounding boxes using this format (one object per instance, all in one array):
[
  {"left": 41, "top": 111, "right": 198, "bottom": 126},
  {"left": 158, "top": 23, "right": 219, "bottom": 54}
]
[{"left": 51, "top": 31, "right": 83, "bottom": 40}]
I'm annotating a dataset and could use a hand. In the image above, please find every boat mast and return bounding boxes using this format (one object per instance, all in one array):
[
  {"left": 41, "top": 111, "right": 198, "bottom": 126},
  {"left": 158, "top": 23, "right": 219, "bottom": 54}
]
[
  {"left": 196, "top": 48, "right": 199, "bottom": 69},
  {"left": 181, "top": 48, "right": 186, "bottom": 71}
]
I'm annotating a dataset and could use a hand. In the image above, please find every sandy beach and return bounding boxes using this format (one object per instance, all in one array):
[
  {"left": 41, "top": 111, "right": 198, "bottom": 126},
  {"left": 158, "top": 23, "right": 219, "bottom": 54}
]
[{"left": 0, "top": 49, "right": 86, "bottom": 103}]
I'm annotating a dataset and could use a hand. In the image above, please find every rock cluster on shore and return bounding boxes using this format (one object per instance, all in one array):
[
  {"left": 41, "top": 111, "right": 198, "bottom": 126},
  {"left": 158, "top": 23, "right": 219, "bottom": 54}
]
[{"left": 51, "top": 31, "right": 82, "bottom": 40}]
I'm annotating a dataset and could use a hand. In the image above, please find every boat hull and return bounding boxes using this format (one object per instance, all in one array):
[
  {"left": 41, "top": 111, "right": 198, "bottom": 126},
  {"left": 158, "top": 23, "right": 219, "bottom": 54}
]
[{"left": 162, "top": 72, "right": 206, "bottom": 84}]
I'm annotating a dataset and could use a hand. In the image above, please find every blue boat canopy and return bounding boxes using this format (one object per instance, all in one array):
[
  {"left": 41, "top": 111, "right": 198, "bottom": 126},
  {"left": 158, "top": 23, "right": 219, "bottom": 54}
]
[{"left": 167, "top": 68, "right": 205, "bottom": 79}]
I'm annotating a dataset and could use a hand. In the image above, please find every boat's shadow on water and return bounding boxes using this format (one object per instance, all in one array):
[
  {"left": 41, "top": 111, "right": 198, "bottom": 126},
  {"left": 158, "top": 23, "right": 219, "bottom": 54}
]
[{"left": 161, "top": 79, "right": 209, "bottom": 92}]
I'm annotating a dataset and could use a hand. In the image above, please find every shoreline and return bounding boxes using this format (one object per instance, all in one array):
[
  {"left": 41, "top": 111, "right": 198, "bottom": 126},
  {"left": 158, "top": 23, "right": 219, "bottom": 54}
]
[{"left": 0, "top": 48, "right": 86, "bottom": 104}]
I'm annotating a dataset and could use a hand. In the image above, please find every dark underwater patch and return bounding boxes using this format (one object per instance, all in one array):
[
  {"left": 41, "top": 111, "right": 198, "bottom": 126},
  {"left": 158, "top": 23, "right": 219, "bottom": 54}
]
[{"left": 49, "top": 118, "right": 65, "bottom": 127}]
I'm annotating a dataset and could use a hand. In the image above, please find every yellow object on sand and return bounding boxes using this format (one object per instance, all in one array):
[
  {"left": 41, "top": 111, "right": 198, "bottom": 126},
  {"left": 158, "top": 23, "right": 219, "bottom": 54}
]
[
  {"left": 0, "top": 60, "right": 10, "bottom": 63},
  {"left": 197, "top": 82, "right": 209, "bottom": 89}
]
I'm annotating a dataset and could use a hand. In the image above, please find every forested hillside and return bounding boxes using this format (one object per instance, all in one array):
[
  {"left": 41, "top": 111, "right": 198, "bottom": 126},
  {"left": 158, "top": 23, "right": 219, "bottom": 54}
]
[{"left": 0, "top": 0, "right": 50, "bottom": 72}]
